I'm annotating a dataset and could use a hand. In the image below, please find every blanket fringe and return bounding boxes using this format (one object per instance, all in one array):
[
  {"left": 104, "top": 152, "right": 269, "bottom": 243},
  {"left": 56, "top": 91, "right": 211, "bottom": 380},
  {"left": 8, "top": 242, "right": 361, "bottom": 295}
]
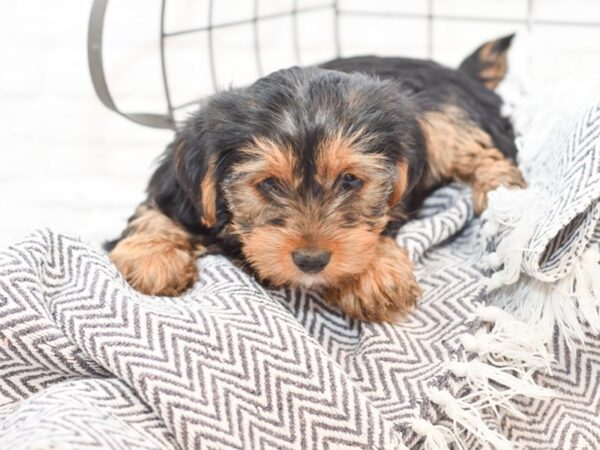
[
  {"left": 409, "top": 418, "right": 462, "bottom": 450},
  {"left": 468, "top": 306, "right": 553, "bottom": 371},
  {"left": 427, "top": 388, "right": 512, "bottom": 450},
  {"left": 447, "top": 360, "right": 552, "bottom": 420},
  {"left": 486, "top": 247, "right": 600, "bottom": 346},
  {"left": 480, "top": 187, "right": 550, "bottom": 290},
  {"left": 402, "top": 32, "right": 600, "bottom": 449},
  {"left": 404, "top": 245, "right": 599, "bottom": 449},
  {"left": 481, "top": 181, "right": 600, "bottom": 345},
  {"left": 408, "top": 304, "right": 557, "bottom": 449},
  {"left": 410, "top": 242, "right": 599, "bottom": 448}
]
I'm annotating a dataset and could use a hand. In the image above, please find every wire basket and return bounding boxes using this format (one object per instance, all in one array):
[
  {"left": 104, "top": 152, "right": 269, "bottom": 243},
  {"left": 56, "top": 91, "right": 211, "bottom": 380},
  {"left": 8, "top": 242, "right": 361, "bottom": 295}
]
[{"left": 88, "top": 0, "right": 600, "bottom": 130}]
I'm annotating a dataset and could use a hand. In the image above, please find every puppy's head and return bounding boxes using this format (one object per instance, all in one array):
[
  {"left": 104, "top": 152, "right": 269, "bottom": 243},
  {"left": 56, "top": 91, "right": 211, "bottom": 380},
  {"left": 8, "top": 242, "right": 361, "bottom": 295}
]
[{"left": 162, "top": 67, "right": 425, "bottom": 288}]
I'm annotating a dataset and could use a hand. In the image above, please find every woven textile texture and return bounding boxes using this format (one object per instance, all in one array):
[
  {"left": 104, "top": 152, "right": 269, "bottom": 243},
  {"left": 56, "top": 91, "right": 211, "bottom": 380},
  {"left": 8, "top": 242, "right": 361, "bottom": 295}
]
[{"left": 1, "top": 67, "right": 600, "bottom": 450}]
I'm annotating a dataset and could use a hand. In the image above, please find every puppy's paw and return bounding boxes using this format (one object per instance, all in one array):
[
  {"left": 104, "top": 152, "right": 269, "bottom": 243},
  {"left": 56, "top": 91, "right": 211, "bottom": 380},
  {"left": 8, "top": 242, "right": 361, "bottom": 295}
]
[
  {"left": 326, "top": 238, "right": 420, "bottom": 322},
  {"left": 109, "top": 234, "right": 198, "bottom": 296},
  {"left": 472, "top": 164, "right": 526, "bottom": 215}
]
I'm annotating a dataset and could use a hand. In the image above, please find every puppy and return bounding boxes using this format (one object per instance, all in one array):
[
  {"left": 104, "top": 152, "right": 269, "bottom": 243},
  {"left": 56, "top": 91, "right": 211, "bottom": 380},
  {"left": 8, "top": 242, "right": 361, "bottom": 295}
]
[{"left": 106, "top": 35, "right": 525, "bottom": 322}]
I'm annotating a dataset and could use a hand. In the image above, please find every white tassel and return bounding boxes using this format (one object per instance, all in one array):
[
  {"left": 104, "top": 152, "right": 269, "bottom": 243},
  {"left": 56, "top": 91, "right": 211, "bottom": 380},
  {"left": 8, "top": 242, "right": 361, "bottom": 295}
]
[
  {"left": 484, "top": 272, "right": 508, "bottom": 291},
  {"left": 470, "top": 306, "right": 554, "bottom": 372},
  {"left": 482, "top": 252, "right": 503, "bottom": 270},
  {"left": 427, "top": 388, "right": 514, "bottom": 450},
  {"left": 539, "top": 283, "right": 587, "bottom": 346},
  {"left": 480, "top": 188, "right": 550, "bottom": 289},
  {"left": 409, "top": 418, "right": 463, "bottom": 450},
  {"left": 461, "top": 329, "right": 552, "bottom": 373},
  {"left": 571, "top": 246, "right": 600, "bottom": 333},
  {"left": 488, "top": 267, "right": 597, "bottom": 347},
  {"left": 474, "top": 305, "right": 507, "bottom": 323},
  {"left": 481, "top": 220, "right": 499, "bottom": 238},
  {"left": 447, "top": 360, "right": 554, "bottom": 419}
]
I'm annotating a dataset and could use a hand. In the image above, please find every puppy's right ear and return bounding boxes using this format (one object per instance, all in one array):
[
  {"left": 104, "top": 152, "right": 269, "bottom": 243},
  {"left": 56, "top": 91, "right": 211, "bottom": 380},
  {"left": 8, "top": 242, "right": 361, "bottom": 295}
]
[{"left": 147, "top": 115, "right": 222, "bottom": 231}]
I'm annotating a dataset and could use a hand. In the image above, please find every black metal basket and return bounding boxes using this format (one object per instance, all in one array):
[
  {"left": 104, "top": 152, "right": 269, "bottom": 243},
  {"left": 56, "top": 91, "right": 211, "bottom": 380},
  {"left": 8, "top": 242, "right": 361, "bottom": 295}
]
[{"left": 88, "top": 0, "right": 600, "bottom": 130}]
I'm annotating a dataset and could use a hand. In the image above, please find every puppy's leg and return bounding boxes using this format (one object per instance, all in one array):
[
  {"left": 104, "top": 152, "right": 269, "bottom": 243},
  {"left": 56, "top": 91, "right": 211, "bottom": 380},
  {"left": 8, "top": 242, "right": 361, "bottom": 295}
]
[
  {"left": 325, "top": 236, "right": 420, "bottom": 322},
  {"left": 468, "top": 149, "right": 526, "bottom": 215},
  {"left": 108, "top": 203, "right": 203, "bottom": 296},
  {"left": 419, "top": 108, "right": 526, "bottom": 215}
]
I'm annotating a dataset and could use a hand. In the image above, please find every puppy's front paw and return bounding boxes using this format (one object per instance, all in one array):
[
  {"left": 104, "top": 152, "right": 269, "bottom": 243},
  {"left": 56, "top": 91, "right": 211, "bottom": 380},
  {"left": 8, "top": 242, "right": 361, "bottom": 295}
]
[
  {"left": 109, "top": 234, "right": 198, "bottom": 296},
  {"left": 326, "top": 238, "right": 420, "bottom": 322}
]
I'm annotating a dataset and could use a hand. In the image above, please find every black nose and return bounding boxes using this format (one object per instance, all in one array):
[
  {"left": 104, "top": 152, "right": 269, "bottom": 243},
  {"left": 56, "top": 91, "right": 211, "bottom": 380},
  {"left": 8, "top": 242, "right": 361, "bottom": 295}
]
[{"left": 292, "top": 249, "right": 331, "bottom": 273}]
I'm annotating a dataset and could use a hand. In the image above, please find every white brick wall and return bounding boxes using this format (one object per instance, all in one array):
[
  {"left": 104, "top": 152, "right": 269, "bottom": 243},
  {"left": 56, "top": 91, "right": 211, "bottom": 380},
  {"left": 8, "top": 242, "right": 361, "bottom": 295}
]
[
  {"left": 1, "top": 0, "right": 599, "bottom": 248},
  {"left": 0, "top": 0, "right": 172, "bottom": 248}
]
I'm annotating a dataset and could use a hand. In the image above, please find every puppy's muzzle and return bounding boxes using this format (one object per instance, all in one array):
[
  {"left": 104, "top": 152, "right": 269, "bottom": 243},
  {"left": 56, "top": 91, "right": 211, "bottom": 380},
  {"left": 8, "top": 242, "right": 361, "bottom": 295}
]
[{"left": 292, "top": 249, "right": 331, "bottom": 273}]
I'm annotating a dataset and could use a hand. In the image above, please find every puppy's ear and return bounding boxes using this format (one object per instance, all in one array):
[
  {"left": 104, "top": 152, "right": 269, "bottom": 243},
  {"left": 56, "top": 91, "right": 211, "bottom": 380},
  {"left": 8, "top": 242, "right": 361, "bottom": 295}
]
[
  {"left": 389, "top": 120, "right": 428, "bottom": 210},
  {"left": 148, "top": 115, "right": 223, "bottom": 231},
  {"left": 459, "top": 33, "right": 515, "bottom": 90},
  {"left": 389, "top": 160, "right": 410, "bottom": 208},
  {"left": 173, "top": 137, "right": 219, "bottom": 228}
]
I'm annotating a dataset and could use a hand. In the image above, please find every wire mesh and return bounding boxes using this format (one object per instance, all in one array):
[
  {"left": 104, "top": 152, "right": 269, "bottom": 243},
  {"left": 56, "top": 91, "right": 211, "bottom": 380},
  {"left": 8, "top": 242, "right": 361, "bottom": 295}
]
[{"left": 88, "top": 0, "right": 600, "bottom": 130}]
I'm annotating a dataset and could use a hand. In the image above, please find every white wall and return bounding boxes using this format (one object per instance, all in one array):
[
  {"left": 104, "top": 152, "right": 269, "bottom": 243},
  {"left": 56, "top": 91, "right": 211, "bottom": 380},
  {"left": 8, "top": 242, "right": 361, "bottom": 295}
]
[
  {"left": 1, "top": 0, "right": 599, "bottom": 248},
  {"left": 0, "top": 0, "right": 172, "bottom": 247}
]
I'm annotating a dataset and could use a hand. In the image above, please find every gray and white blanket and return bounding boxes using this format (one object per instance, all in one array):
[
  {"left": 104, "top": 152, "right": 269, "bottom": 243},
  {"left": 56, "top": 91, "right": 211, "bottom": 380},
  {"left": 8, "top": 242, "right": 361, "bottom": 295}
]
[{"left": 1, "top": 84, "right": 600, "bottom": 450}]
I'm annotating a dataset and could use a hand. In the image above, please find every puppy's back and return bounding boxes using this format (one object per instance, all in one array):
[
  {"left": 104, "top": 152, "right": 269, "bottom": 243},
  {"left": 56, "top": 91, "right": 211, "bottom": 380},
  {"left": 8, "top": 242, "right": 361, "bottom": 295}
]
[{"left": 319, "top": 34, "right": 517, "bottom": 161}]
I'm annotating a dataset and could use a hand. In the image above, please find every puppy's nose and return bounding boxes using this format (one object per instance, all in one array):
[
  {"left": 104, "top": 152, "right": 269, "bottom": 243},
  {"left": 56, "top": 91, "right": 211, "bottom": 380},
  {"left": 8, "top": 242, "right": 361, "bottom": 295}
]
[{"left": 292, "top": 249, "right": 331, "bottom": 273}]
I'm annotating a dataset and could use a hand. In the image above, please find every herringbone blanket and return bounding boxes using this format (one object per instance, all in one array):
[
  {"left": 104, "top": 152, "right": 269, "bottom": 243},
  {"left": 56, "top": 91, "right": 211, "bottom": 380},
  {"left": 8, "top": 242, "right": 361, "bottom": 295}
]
[{"left": 1, "top": 108, "right": 599, "bottom": 449}]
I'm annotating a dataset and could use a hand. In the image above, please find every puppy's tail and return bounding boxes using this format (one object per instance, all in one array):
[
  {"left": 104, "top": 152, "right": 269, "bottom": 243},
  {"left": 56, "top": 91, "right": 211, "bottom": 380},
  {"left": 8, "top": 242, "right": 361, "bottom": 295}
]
[{"left": 459, "top": 34, "right": 515, "bottom": 91}]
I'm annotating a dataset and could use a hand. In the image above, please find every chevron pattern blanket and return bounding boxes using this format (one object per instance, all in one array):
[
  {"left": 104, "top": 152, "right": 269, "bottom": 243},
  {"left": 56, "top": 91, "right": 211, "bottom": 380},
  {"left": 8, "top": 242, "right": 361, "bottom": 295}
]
[{"left": 1, "top": 104, "right": 599, "bottom": 449}]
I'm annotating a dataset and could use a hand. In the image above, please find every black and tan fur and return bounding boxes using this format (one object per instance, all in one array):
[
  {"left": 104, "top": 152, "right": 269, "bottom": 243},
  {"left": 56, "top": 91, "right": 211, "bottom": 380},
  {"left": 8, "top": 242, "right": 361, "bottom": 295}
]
[{"left": 106, "top": 34, "right": 525, "bottom": 322}]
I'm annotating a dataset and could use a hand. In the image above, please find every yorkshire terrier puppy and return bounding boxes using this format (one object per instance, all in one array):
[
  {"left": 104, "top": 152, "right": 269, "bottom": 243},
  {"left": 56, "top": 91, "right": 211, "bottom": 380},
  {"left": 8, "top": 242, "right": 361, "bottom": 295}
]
[{"left": 106, "top": 35, "right": 525, "bottom": 322}]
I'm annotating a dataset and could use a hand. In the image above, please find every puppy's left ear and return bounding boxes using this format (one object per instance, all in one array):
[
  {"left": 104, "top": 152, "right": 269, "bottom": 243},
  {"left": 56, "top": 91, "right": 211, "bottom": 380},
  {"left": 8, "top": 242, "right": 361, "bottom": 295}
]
[
  {"left": 389, "top": 160, "right": 410, "bottom": 208},
  {"left": 389, "top": 124, "right": 428, "bottom": 209}
]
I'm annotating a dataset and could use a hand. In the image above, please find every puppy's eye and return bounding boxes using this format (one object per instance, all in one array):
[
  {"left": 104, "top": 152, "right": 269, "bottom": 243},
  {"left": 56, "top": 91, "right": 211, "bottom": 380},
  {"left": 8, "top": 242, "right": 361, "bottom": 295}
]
[
  {"left": 258, "top": 177, "right": 282, "bottom": 196},
  {"left": 340, "top": 173, "right": 363, "bottom": 191}
]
